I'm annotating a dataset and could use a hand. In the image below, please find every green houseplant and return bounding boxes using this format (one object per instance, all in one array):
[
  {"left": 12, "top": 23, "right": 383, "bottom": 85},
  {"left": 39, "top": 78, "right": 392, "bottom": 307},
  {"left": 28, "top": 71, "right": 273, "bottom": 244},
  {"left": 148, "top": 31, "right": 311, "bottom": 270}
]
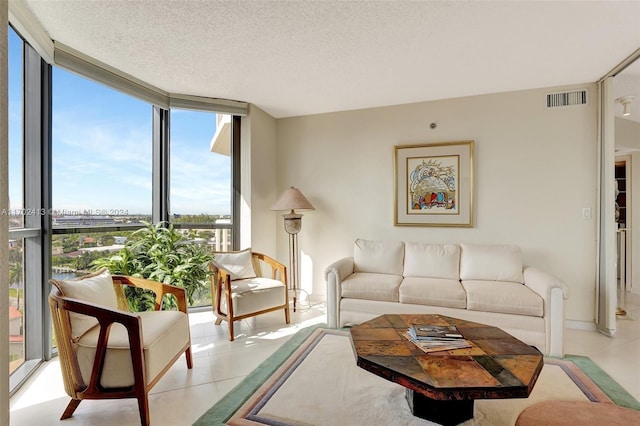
[{"left": 92, "top": 221, "right": 213, "bottom": 311}]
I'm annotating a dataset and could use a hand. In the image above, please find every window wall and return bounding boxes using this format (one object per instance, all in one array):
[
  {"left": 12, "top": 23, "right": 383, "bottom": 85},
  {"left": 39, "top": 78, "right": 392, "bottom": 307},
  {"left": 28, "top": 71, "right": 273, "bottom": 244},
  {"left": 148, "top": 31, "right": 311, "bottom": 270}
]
[
  {"left": 51, "top": 67, "right": 154, "bottom": 289},
  {"left": 7, "top": 25, "right": 242, "bottom": 394},
  {"left": 169, "top": 110, "right": 233, "bottom": 306}
]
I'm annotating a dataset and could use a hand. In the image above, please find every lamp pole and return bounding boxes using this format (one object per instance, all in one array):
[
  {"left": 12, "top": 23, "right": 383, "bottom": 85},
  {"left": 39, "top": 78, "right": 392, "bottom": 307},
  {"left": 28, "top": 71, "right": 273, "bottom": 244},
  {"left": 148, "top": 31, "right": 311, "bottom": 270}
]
[
  {"left": 271, "top": 186, "right": 315, "bottom": 313},
  {"left": 282, "top": 212, "right": 302, "bottom": 311}
]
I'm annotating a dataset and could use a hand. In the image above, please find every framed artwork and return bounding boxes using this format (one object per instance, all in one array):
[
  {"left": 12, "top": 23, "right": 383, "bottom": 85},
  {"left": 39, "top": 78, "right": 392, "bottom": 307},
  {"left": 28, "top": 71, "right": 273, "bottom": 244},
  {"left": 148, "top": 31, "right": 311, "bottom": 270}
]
[{"left": 394, "top": 140, "right": 474, "bottom": 227}]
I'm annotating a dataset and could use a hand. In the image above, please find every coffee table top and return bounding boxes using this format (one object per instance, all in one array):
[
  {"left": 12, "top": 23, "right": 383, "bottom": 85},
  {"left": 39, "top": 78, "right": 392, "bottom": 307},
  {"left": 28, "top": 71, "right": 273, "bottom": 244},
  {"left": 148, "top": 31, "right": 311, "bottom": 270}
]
[{"left": 349, "top": 314, "right": 543, "bottom": 400}]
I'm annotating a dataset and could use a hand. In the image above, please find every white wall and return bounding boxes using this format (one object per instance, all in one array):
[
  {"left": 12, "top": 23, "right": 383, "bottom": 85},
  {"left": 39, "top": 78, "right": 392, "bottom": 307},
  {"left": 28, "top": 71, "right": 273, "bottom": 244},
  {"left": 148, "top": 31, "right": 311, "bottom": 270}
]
[
  {"left": 244, "top": 105, "right": 278, "bottom": 255},
  {"left": 273, "top": 85, "right": 599, "bottom": 323}
]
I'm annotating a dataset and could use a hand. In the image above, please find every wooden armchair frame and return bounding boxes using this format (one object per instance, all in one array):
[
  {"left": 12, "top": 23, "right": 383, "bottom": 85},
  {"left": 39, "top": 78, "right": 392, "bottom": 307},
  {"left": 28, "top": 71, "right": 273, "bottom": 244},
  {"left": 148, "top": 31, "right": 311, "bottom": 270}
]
[
  {"left": 210, "top": 251, "right": 290, "bottom": 341},
  {"left": 49, "top": 275, "right": 193, "bottom": 426}
]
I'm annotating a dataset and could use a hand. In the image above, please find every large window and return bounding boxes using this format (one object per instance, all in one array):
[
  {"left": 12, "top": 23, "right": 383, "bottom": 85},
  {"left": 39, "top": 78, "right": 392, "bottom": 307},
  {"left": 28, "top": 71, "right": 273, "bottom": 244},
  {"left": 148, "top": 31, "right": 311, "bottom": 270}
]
[
  {"left": 169, "top": 110, "right": 233, "bottom": 307},
  {"left": 52, "top": 68, "right": 153, "bottom": 223},
  {"left": 170, "top": 111, "right": 231, "bottom": 223},
  {"left": 7, "top": 19, "right": 242, "bottom": 395}
]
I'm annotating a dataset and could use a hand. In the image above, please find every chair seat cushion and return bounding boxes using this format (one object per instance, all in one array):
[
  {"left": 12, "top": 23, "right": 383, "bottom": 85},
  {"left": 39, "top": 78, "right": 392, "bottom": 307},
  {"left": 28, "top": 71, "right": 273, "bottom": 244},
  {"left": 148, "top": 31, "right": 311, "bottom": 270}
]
[
  {"left": 341, "top": 272, "right": 403, "bottom": 302},
  {"left": 76, "top": 310, "right": 190, "bottom": 388},
  {"left": 462, "top": 280, "right": 543, "bottom": 317},
  {"left": 399, "top": 277, "right": 467, "bottom": 308},
  {"left": 229, "top": 277, "right": 287, "bottom": 316}
]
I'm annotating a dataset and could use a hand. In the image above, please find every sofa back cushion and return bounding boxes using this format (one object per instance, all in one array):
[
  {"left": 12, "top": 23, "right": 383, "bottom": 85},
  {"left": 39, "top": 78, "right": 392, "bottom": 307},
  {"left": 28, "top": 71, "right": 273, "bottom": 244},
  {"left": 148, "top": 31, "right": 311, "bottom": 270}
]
[
  {"left": 403, "top": 242, "right": 460, "bottom": 279},
  {"left": 460, "top": 244, "right": 524, "bottom": 283},
  {"left": 353, "top": 239, "right": 404, "bottom": 275}
]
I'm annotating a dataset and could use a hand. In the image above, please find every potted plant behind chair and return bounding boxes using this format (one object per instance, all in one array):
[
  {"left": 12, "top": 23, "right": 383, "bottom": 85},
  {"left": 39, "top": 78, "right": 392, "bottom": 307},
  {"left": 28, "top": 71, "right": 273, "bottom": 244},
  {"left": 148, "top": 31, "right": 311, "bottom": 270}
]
[{"left": 92, "top": 221, "right": 213, "bottom": 311}]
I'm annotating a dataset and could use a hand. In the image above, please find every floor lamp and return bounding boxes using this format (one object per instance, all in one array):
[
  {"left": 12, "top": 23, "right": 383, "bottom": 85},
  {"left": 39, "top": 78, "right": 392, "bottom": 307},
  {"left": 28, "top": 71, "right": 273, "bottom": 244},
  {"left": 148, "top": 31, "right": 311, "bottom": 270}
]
[{"left": 271, "top": 187, "right": 315, "bottom": 312}]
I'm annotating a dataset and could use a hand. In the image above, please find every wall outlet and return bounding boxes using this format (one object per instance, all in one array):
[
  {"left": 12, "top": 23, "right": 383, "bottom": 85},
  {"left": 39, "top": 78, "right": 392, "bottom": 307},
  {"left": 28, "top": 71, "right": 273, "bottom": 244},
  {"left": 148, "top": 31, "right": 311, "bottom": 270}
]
[{"left": 582, "top": 208, "right": 592, "bottom": 220}]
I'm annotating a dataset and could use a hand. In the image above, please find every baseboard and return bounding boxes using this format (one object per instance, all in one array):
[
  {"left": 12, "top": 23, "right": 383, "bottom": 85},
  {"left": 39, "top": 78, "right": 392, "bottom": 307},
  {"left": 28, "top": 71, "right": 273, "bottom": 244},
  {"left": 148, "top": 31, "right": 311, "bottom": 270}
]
[{"left": 565, "top": 319, "right": 597, "bottom": 331}]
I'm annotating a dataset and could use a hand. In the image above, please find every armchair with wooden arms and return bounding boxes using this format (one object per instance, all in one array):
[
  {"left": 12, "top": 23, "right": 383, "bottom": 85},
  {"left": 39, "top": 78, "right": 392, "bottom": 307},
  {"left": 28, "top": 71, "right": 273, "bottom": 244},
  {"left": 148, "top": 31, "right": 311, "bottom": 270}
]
[
  {"left": 210, "top": 249, "right": 290, "bottom": 341},
  {"left": 49, "top": 268, "right": 193, "bottom": 426}
]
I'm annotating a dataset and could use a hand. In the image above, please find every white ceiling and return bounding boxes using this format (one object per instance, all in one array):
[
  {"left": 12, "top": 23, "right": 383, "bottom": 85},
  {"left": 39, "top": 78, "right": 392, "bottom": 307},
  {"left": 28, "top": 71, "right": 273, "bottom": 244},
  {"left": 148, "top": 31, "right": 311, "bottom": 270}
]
[{"left": 19, "top": 0, "right": 640, "bottom": 119}]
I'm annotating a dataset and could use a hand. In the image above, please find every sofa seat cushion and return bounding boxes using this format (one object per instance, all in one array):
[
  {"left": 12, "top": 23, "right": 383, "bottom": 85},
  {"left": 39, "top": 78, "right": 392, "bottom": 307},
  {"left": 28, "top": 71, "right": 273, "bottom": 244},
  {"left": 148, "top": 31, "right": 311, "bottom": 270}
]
[
  {"left": 225, "top": 277, "right": 286, "bottom": 316},
  {"left": 76, "top": 310, "right": 190, "bottom": 389},
  {"left": 403, "top": 243, "right": 460, "bottom": 279},
  {"left": 462, "top": 280, "right": 543, "bottom": 317},
  {"left": 399, "top": 277, "right": 467, "bottom": 308},
  {"left": 341, "top": 272, "right": 403, "bottom": 302}
]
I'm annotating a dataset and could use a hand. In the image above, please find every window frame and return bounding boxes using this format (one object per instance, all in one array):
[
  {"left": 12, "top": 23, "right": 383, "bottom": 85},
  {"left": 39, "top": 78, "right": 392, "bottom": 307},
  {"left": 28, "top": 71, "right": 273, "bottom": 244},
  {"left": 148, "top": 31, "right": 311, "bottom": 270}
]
[{"left": 8, "top": 28, "right": 51, "bottom": 394}]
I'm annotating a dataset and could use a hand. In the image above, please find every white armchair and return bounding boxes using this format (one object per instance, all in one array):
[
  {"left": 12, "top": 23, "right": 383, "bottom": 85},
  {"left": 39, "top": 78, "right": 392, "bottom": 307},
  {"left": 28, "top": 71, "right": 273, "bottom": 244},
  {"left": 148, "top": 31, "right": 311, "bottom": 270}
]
[
  {"left": 49, "top": 268, "right": 193, "bottom": 426},
  {"left": 211, "top": 249, "right": 290, "bottom": 341}
]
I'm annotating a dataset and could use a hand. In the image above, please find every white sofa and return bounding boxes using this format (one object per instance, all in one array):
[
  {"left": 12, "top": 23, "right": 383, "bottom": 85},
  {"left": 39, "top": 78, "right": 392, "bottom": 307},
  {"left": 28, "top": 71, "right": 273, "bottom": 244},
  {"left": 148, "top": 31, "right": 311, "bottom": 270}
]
[{"left": 325, "top": 239, "right": 568, "bottom": 357}]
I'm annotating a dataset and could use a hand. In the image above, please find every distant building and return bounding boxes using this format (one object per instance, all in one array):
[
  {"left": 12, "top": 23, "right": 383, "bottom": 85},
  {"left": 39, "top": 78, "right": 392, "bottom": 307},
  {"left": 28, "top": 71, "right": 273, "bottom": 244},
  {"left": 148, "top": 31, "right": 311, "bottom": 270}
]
[
  {"left": 53, "top": 215, "right": 116, "bottom": 227},
  {"left": 79, "top": 244, "right": 124, "bottom": 253}
]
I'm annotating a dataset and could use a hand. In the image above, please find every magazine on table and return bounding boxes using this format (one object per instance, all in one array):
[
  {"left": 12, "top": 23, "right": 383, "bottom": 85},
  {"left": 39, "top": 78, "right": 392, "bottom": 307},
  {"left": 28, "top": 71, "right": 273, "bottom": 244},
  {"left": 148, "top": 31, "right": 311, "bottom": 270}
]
[
  {"left": 404, "top": 323, "right": 471, "bottom": 353},
  {"left": 408, "top": 324, "right": 463, "bottom": 340}
]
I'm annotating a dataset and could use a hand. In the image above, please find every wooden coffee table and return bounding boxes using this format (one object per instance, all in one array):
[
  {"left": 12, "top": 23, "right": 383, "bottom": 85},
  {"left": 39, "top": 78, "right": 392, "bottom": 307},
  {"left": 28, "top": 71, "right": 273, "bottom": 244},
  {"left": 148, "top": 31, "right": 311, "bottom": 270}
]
[{"left": 349, "top": 314, "right": 543, "bottom": 426}]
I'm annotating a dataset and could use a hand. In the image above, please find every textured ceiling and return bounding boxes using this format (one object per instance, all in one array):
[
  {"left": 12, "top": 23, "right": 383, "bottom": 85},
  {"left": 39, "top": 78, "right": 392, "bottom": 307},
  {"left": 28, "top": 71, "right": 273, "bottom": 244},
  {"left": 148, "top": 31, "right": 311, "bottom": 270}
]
[{"left": 20, "top": 0, "right": 640, "bottom": 119}]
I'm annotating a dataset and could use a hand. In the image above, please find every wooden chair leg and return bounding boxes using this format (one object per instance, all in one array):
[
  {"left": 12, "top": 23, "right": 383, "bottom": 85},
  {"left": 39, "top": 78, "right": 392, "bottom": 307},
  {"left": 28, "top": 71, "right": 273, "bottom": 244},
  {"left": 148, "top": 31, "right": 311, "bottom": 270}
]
[
  {"left": 214, "top": 317, "right": 223, "bottom": 325},
  {"left": 185, "top": 346, "right": 193, "bottom": 369},
  {"left": 60, "top": 398, "right": 81, "bottom": 420},
  {"left": 228, "top": 320, "right": 235, "bottom": 341},
  {"left": 284, "top": 306, "right": 291, "bottom": 324},
  {"left": 137, "top": 393, "right": 150, "bottom": 426}
]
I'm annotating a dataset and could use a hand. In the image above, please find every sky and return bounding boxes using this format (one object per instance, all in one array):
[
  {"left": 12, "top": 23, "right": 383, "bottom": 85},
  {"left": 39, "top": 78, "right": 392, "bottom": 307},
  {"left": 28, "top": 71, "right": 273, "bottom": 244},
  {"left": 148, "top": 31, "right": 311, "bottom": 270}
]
[{"left": 8, "top": 27, "right": 231, "bottom": 216}]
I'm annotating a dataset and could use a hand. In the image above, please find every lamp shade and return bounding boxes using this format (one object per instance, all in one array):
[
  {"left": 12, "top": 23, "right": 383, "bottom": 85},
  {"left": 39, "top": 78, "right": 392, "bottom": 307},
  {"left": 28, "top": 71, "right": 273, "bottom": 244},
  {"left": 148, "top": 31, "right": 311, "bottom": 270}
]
[{"left": 271, "top": 187, "right": 315, "bottom": 212}]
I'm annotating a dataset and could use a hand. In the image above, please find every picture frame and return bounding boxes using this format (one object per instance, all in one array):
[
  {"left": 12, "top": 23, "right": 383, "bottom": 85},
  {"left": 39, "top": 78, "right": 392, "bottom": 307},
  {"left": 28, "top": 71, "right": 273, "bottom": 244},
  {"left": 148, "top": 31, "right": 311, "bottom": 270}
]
[{"left": 394, "top": 140, "right": 474, "bottom": 227}]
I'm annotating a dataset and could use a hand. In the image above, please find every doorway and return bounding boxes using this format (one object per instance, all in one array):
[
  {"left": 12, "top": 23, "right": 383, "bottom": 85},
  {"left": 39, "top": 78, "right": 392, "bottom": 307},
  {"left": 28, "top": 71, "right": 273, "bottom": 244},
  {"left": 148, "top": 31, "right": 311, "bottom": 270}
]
[{"left": 598, "top": 50, "right": 640, "bottom": 335}]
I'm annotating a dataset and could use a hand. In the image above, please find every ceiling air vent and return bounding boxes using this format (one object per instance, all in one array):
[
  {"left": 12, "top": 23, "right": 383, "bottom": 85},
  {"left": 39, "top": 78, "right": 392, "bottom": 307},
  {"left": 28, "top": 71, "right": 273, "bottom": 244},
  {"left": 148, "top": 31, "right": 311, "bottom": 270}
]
[{"left": 546, "top": 90, "right": 588, "bottom": 108}]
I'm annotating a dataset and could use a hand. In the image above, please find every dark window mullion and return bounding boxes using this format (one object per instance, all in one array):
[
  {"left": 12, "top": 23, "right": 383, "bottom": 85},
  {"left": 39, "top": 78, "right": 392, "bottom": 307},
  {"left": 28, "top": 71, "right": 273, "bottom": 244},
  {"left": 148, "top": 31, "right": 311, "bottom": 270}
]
[
  {"left": 231, "top": 115, "right": 241, "bottom": 251},
  {"left": 153, "top": 106, "right": 170, "bottom": 224}
]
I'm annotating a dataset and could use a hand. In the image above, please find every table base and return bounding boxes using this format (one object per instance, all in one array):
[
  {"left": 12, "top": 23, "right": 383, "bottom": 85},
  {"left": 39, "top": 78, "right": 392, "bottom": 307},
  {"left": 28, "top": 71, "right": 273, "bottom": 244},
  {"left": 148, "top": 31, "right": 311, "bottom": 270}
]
[{"left": 405, "top": 389, "right": 474, "bottom": 426}]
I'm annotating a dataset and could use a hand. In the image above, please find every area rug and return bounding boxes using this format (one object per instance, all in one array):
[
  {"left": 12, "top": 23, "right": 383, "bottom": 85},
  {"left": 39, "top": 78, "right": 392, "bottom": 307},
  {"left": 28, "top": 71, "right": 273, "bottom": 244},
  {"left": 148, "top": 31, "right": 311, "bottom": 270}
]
[{"left": 194, "top": 327, "right": 640, "bottom": 426}]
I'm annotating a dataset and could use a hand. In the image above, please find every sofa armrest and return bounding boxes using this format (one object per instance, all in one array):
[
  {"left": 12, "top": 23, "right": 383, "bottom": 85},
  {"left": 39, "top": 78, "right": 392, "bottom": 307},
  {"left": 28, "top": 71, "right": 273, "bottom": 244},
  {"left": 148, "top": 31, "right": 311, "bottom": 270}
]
[
  {"left": 324, "top": 257, "right": 354, "bottom": 328},
  {"left": 523, "top": 266, "right": 568, "bottom": 357}
]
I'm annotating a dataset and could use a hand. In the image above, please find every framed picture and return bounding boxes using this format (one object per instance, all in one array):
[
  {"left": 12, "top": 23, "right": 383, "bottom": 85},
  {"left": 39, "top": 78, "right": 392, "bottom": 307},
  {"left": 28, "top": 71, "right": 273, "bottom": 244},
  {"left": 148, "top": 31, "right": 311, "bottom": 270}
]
[{"left": 394, "top": 140, "right": 474, "bottom": 227}]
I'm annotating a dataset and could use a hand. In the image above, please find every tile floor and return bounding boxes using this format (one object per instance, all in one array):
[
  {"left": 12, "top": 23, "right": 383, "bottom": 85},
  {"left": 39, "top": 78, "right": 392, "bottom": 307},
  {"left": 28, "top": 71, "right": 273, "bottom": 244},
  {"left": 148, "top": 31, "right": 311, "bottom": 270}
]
[{"left": 8, "top": 294, "right": 640, "bottom": 425}]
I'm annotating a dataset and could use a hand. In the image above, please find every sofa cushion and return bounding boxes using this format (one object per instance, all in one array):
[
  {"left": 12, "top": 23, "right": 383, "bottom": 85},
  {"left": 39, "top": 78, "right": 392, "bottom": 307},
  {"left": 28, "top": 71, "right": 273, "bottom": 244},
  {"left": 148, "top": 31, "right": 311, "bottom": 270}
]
[
  {"left": 341, "top": 272, "right": 403, "bottom": 302},
  {"left": 461, "top": 280, "right": 543, "bottom": 317},
  {"left": 399, "top": 277, "right": 467, "bottom": 308},
  {"left": 354, "top": 239, "right": 404, "bottom": 275},
  {"left": 403, "top": 243, "right": 460, "bottom": 279},
  {"left": 460, "top": 244, "right": 524, "bottom": 283}
]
